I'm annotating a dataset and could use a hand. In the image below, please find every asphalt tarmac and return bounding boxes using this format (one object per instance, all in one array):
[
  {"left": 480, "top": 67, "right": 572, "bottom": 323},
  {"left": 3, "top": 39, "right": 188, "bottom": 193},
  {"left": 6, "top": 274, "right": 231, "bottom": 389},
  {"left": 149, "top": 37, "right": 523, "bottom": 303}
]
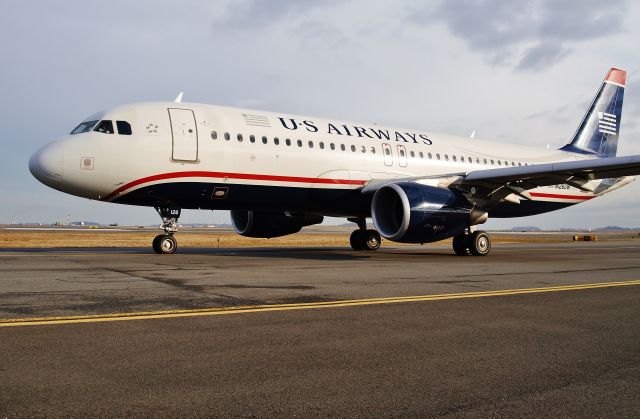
[{"left": 1, "top": 241, "right": 640, "bottom": 416}]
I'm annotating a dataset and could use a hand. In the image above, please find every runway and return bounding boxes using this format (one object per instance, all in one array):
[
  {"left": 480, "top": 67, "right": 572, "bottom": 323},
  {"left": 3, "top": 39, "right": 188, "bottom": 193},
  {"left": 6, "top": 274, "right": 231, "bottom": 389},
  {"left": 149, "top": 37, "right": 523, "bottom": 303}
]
[{"left": 2, "top": 242, "right": 640, "bottom": 416}]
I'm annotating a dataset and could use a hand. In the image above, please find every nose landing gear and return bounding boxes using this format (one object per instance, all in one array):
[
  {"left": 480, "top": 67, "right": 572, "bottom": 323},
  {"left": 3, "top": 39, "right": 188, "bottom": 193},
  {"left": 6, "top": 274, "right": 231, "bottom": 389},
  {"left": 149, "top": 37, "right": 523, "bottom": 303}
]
[{"left": 153, "top": 207, "right": 181, "bottom": 254}]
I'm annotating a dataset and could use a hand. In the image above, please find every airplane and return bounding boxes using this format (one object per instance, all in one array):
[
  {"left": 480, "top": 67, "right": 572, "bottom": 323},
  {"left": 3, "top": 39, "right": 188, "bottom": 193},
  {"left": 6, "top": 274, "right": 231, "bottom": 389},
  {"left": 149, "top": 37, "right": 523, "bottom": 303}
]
[{"left": 29, "top": 68, "right": 640, "bottom": 255}]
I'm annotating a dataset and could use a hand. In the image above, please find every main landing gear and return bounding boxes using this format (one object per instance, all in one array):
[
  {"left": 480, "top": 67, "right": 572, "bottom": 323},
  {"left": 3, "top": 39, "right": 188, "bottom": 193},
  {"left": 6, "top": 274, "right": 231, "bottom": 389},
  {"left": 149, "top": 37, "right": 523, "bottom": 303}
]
[
  {"left": 452, "top": 229, "right": 491, "bottom": 256},
  {"left": 348, "top": 217, "right": 381, "bottom": 251},
  {"left": 152, "top": 207, "right": 181, "bottom": 254}
]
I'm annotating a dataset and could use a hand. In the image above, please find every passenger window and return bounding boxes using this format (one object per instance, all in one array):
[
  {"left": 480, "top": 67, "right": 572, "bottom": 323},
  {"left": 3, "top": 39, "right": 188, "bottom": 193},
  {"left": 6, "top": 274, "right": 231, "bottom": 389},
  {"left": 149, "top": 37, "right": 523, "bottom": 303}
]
[
  {"left": 384, "top": 147, "right": 391, "bottom": 156},
  {"left": 262, "top": 136, "right": 268, "bottom": 144},
  {"left": 250, "top": 135, "right": 256, "bottom": 143},
  {"left": 351, "top": 145, "right": 356, "bottom": 152},
  {"left": 237, "top": 133, "right": 243, "bottom": 142},
  {"left": 341, "top": 144, "right": 346, "bottom": 151},
  {"left": 371, "top": 146, "right": 376, "bottom": 154},
  {"left": 410, "top": 151, "right": 415, "bottom": 158},
  {"left": 224, "top": 132, "right": 230, "bottom": 141},
  {"left": 116, "top": 121, "right": 132, "bottom": 135},
  {"left": 94, "top": 120, "right": 114, "bottom": 134},
  {"left": 419, "top": 152, "right": 424, "bottom": 158},
  {"left": 444, "top": 154, "right": 449, "bottom": 161},
  {"left": 286, "top": 138, "right": 291, "bottom": 146},
  {"left": 518, "top": 162, "right": 522, "bottom": 166},
  {"left": 436, "top": 153, "right": 441, "bottom": 160},
  {"left": 274, "top": 137, "right": 280, "bottom": 145},
  {"left": 361, "top": 146, "right": 366, "bottom": 153},
  {"left": 297, "top": 139, "right": 303, "bottom": 147},
  {"left": 468, "top": 157, "right": 472, "bottom": 163},
  {"left": 71, "top": 120, "right": 99, "bottom": 134},
  {"left": 498, "top": 160, "right": 502, "bottom": 166},
  {"left": 428, "top": 153, "right": 432, "bottom": 159},
  {"left": 452, "top": 155, "right": 457, "bottom": 162},
  {"left": 309, "top": 141, "right": 314, "bottom": 148},
  {"left": 484, "top": 159, "right": 487, "bottom": 164},
  {"left": 211, "top": 131, "right": 217, "bottom": 140},
  {"left": 491, "top": 160, "right": 495, "bottom": 165},
  {"left": 320, "top": 142, "right": 325, "bottom": 149},
  {"left": 330, "top": 143, "right": 335, "bottom": 150}
]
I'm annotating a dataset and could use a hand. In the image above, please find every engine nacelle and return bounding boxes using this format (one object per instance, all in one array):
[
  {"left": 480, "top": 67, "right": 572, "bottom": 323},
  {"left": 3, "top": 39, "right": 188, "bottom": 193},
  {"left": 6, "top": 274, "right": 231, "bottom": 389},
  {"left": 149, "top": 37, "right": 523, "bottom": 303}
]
[
  {"left": 371, "top": 182, "right": 487, "bottom": 243},
  {"left": 231, "top": 210, "right": 324, "bottom": 238}
]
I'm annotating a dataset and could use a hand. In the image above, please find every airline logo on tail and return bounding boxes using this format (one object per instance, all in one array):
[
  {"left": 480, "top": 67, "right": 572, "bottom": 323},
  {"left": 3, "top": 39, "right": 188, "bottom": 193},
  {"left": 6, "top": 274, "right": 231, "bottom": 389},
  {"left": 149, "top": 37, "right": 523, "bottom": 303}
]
[{"left": 598, "top": 111, "right": 617, "bottom": 136}]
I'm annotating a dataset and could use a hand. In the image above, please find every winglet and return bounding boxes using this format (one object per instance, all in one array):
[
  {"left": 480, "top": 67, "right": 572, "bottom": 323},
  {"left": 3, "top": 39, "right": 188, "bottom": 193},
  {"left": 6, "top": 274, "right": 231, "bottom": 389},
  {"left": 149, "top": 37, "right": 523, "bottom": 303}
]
[
  {"left": 605, "top": 68, "right": 626, "bottom": 86},
  {"left": 174, "top": 92, "right": 184, "bottom": 103}
]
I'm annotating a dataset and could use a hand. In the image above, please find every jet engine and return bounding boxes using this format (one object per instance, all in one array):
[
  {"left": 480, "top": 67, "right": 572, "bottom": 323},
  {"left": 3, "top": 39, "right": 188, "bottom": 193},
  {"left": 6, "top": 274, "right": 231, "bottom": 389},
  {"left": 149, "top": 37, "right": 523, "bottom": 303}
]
[
  {"left": 231, "top": 210, "right": 324, "bottom": 238},
  {"left": 371, "top": 182, "right": 487, "bottom": 243}
]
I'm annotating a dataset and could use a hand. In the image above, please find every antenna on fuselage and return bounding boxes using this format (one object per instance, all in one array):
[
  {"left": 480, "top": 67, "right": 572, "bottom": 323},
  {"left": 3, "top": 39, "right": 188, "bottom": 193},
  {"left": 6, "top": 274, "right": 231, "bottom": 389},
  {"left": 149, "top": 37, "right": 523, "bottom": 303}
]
[{"left": 174, "top": 92, "right": 184, "bottom": 103}]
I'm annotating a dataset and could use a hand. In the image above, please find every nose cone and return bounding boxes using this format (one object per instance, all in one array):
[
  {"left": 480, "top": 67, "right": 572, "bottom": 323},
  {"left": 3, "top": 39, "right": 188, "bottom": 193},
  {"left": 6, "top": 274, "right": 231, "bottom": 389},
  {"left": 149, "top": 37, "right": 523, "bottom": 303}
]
[{"left": 29, "top": 142, "right": 64, "bottom": 186}]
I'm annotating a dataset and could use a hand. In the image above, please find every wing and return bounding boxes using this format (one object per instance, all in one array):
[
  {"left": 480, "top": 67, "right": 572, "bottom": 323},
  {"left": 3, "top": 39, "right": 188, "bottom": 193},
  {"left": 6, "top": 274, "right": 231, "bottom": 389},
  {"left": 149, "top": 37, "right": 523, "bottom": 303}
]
[
  {"left": 464, "top": 155, "right": 640, "bottom": 186},
  {"left": 362, "top": 154, "right": 640, "bottom": 205}
]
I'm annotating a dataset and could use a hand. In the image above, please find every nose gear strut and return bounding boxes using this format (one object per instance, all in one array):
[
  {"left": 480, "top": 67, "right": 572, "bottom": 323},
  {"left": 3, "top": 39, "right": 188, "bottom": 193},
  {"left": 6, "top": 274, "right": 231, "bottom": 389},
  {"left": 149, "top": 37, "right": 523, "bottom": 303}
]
[{"left": 152, "top": 207, "right": 181, "bottom": 254}]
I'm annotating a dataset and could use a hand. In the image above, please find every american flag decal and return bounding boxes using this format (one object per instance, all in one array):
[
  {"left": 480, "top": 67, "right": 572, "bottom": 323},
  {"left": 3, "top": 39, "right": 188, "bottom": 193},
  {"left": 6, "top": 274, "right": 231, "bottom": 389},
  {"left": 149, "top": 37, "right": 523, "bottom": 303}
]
[
  {"left": 242, "top": 114, "right": 271, "bottom": 128},
  {"left": 598, "top": 111, "right": 617, "bottom": 135}
]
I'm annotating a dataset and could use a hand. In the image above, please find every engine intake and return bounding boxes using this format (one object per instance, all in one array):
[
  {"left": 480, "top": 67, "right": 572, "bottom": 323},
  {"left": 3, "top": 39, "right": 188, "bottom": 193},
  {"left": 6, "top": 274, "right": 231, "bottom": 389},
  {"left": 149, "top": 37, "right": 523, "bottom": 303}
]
[
  {"left": 371, "top": 182, "right": 487, "bottom": 243},
  {"left": 231, "top": 210, "right": 323, "bottom": 238}
]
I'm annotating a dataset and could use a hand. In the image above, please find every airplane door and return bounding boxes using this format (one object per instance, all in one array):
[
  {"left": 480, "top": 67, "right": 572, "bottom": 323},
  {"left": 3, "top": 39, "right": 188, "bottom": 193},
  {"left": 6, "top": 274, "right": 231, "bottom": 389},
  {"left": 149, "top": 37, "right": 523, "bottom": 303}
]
[
  {"left": 397, "top": 145, "right": 407, "bottom": 167},
  {"left": 382, "top": 143, "right": 393, "bottom": 166},
  {"left": 168, "top": 108, "right": 198, "bottom": 162}
]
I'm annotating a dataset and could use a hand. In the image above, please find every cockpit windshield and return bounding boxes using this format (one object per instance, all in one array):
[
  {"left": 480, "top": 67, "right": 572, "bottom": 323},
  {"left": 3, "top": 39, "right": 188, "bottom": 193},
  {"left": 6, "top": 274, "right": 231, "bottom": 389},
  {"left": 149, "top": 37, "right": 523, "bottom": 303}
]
[
  {"left": 93, "top": 120, "right": 114, "bottom": 134},
  {"left": 70, "top": 120, "right": 98, "bottom": 134},
  {"left": 70, "top": 119, "right": 133, "bottom": 135}
]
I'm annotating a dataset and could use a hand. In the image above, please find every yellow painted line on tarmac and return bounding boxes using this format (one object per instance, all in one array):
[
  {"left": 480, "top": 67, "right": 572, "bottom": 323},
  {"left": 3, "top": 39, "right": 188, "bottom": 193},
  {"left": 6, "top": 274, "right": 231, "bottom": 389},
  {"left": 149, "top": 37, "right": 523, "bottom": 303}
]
[{"left": 2, "top": 279, "right": 640, "bottom": 328}]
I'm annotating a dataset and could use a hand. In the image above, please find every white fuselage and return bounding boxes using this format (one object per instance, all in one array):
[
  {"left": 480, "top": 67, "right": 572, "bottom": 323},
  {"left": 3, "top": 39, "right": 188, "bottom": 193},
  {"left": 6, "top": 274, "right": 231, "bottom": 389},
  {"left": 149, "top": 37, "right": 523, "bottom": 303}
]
[{"left": 30, "top": 101, "right": 599, "bottom": 217}]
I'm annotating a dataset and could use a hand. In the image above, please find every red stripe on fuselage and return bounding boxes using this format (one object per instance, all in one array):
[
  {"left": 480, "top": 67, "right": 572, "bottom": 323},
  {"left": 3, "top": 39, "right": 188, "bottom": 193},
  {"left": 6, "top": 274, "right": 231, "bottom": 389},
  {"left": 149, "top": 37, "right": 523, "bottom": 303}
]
[
  {"left": 102, "top": 171, "right": 366, "bottom": 201},
  {"left": 529, "top": 192, "right": 594, "bottom": 201}
]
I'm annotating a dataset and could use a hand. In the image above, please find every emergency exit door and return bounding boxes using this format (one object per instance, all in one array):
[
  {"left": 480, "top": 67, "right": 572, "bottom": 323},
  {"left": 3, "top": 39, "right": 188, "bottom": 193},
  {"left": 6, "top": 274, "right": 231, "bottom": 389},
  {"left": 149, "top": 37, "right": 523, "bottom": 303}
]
[{"left": 168, "top": 108, "right": 198, "bottom": 162}]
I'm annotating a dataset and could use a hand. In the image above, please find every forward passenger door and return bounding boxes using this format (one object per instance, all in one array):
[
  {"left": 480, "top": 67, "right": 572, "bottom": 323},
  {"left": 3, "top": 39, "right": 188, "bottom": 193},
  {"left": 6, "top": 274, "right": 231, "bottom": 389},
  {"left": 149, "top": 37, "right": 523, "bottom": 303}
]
[{"left": 168, "top": 108, "right": 198, "bottom": 162}]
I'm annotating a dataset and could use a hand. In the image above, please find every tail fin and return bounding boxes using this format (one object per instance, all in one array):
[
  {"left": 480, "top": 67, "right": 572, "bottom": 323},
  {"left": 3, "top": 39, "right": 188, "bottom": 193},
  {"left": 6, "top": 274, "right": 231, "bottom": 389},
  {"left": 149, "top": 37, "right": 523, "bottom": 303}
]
[{"left": 560, "top": 68, "right": 626, "bottom": 158}]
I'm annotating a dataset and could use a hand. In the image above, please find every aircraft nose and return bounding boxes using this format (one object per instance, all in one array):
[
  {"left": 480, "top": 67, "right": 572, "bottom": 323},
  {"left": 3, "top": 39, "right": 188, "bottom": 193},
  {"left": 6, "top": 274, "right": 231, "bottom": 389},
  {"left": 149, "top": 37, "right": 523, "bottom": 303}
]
[{"left": 29, "top": 142, "right": 64, "bottom": 184}]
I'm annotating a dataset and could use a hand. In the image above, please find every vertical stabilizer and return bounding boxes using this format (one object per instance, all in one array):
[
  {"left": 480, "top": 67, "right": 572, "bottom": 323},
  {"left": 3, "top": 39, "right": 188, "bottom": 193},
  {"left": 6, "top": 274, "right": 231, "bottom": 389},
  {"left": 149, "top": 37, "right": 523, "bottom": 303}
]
[{"left": 560, "top": 68, "right": 626, "bottom": 158}]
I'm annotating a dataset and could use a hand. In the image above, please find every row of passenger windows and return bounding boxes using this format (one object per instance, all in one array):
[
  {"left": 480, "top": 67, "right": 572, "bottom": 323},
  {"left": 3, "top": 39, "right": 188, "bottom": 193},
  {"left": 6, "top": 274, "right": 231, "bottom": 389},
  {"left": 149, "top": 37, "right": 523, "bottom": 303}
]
[
  {"left": 70, "top": 120, "right": 132, "bottom": 135},
  {"left": 210, "top": 131, "right": 531, "bottom": 167}
]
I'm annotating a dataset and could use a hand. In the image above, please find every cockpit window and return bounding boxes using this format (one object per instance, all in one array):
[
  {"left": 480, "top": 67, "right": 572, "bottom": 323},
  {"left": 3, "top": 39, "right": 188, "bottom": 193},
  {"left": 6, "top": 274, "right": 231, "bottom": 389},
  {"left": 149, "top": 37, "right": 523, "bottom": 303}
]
[
  {"left": 94, "top": 120, "right": 114, "bottom": 134},
  {"left": 70, "top": 120, "right": 98, "bottom": 134},
  {"left": 116, "top": 121, "right": 132, "bottom": 135}
]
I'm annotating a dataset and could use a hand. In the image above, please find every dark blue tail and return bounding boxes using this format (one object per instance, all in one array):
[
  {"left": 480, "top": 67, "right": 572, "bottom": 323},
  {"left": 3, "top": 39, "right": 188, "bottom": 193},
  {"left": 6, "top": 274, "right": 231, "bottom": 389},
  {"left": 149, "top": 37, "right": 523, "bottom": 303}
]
[{"left": 560, "top": 68, "right": 626, "bottom": 158}]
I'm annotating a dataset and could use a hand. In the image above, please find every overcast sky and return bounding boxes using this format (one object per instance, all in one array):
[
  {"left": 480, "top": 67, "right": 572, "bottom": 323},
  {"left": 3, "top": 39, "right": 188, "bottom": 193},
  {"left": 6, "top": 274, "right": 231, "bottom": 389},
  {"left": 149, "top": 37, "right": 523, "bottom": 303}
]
[{"left": 1, "top": 0, "right": 639, "bottom": 229}]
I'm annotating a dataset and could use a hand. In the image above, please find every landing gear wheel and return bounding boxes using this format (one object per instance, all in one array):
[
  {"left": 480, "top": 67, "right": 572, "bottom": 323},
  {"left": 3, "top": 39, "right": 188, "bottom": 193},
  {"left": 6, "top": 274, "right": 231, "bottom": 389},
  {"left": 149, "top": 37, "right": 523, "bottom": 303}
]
[
  {"left": 153, "top": 234, "right": 177, "bottom": 254},
  {"left": 452, "top": 234, "right": 469, "bottom": 256},
  {"left": 350, "top": 229, "right": 381, "bottom": 251},
  {"left": 363, "top": 229, "right": 381, "bottom": 251},
  {"left": 350, "top": 230, "right": 364, "bottom": 250},
  {"left": 469, "top": 231, "right": 491, "bottom": 256}
]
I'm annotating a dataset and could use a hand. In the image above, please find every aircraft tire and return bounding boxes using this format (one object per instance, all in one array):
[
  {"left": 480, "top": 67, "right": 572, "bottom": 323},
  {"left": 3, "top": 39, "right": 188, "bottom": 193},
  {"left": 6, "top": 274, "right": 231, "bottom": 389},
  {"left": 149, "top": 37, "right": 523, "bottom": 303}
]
[
  {"left": 363, "top": 229, "right": 381, "bottom": 251},
  {"left": 350, "top": 230, "right": 364, "bottom": 250},
  {"left": 452, "top": 234, "right": 469, "bottom": 256},
  {"left": 153, "top": 234, "right": 177, "bottom": 254},
  {"left": 469, "top": 231, "right": 491, "bottom": 256}
]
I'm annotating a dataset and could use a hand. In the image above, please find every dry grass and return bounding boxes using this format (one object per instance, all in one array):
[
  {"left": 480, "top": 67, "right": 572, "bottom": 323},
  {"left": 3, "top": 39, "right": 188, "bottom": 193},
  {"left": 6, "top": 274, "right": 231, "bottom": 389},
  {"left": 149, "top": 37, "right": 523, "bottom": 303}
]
[
  {"left": 1, "top": 228, "right": 637, "bottom": 249},
  {"left": 0, "top": 230, "right": 351, "bottom": 248}
]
